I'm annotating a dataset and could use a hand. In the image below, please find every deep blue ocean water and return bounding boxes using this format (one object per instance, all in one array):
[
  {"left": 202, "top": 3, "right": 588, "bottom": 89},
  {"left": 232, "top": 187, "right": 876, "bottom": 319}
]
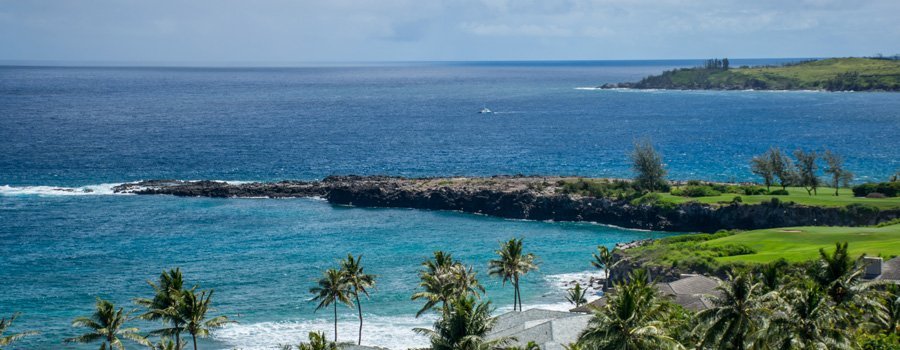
[{"left": 1, "top": 60, "right": 899, "bottom": 349}]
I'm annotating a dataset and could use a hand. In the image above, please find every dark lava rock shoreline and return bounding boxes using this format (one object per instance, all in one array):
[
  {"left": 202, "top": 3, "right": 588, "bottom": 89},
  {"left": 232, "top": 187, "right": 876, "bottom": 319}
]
[{"left": 113, "top": 176, "right": 899, "bottom": 233}]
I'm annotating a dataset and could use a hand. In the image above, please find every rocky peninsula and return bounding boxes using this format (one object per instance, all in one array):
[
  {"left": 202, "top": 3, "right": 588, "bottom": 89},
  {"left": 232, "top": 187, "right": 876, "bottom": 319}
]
[{"left": 112, "top": 176, "right": 899, "bottom": 233}]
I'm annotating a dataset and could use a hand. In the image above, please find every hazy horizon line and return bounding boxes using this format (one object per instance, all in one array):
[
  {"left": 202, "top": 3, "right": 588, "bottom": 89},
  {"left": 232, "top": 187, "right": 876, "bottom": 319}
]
[{"left": 0, "top": 56, "right": 826, "bottom": 69}]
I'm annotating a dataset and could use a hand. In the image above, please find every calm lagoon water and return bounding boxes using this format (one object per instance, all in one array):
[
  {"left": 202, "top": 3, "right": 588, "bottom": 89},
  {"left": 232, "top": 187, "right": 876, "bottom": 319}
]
[{"left": 1, "top": 60, "right": 899, "bottom": 349}]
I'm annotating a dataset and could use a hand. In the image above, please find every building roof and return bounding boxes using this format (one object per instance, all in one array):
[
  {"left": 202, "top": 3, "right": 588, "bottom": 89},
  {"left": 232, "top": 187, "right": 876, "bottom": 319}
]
[
  {"left": 876, "top": 257, "right": 900, "bottom": 282},
  {"left": 487, "top": 309, "right": 591, "bottom": 350},
  {"left": 570, "top": 274, "right": 721, "bottom": 313}
]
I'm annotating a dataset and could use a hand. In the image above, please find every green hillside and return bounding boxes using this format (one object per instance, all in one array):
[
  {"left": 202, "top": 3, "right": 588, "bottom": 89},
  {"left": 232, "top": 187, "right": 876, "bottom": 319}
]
[{"left": 608, "top": 57, "right": 900, "bottom": 91}]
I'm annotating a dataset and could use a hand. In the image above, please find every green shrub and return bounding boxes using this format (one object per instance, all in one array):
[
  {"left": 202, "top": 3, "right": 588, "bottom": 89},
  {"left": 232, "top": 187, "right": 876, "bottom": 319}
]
[
  {"left": 844, "top": 203, "right": 880, "bottom": 216},
  {"left": 769, "top": 189, "right": 790, "bottom": 195},
  {"left": 671, "top": 185, "right": 721, "bottom": 197},
  {"left": 559, "top": 178, "right": 639, "bottom": 199},
  {"left": 630, "top": 193, "right": 679, "bottom": 211},
  {"left": 731, "top": 196, "right": 743, "bottom": 204},
  {"left": 853, "top": 181, "right": 900, "bottom": 197}
]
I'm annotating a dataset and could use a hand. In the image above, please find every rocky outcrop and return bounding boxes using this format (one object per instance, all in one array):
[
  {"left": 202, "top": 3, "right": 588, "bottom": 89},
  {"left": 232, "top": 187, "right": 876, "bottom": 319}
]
[{"left": 113, "top": 176, "right": 900, "bottom": 233}]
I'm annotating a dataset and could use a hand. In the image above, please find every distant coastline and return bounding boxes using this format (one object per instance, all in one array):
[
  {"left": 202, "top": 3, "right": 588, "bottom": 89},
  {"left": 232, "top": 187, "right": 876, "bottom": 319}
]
[{"left": 599, "top": 57, "right": 900, "bottom": 92}]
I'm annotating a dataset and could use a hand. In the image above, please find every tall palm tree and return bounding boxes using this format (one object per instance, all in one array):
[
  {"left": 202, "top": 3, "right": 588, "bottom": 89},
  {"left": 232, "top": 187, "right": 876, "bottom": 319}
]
[
  {"left": 310, "top": 268, "right": 353, "bottom": 342},
  {"left": 488, "top": 238, "right": 538, "bottom": 311},
  {"left": 178, "top": 289, "right": 233, "bottom": 350},
  {"left": 340, "top": 254, "right": 376, "bottom": 345},
  {"left": 134, "top": 268, "right": 187, "bottom": 349},
  {"left": 578, "top": 269, "right": 683, "bottom": 350},
  {"left": 566, "top": 283, "right": 587, "bottom": 308},
  {"left": 695, "top": 272, "right": 767, "bottom": 350},
  {"left": 412, "top": 252, "right": 484, "bottom": 317},
  {"left": 64, "top": 298, "right": 151, "bottom": 350},
  {"left": 765, "top": 284, "right": 851, "bottom": 349},
  {"left": 0, "top": 313, "right": 38, "bottom": 348},
  {"left": 413, "top": 296, "right": 509, "bottom": 350},
  {"left": 591, "top": 246, "right": 620, "bottom": 292}
]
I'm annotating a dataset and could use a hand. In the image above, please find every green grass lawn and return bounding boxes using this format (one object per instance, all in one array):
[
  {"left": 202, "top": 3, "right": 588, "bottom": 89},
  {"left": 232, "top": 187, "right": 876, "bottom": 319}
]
[
  {"left": 657, "top": 186, "right": 900, "bottom": 210},
  {"left": 707, "top": 224, "right": 900, "bottom": 263}
]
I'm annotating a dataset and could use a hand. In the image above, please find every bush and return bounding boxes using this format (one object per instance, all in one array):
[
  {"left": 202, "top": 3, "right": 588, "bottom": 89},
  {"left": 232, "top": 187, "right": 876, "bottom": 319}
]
[
  {"left": 853, "top": 181, "right": 900, "bottom": 197},
  {"left": 731, "top": 196, "right": 743, "bottom": 204},
  {"left": 769, "top": 189, "right": 790, "bottom": 195},
  {"left": 844, "top": 203, "right": 880, "bottom": 216},
  {"left": 559, "top": 179, "right": 638, "bottom": 199},
  {"left": 630, "top": 193, "right": 679, "bottom": 211},
  {"left": 671, "top": 185, "right": 721, "bottom": 197},
  {"left": 866, "top": 192, "right": 887, "bottom": 198}
]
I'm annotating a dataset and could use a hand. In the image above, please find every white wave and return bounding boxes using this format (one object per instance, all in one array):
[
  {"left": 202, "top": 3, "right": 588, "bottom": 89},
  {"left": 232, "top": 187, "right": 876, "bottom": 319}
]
[
  {"left": 0, "top": 183, "right": 125, "bottom": 196},
  {"left": 544, "top": 270, "right": 606, "bottom": 298},
  {"left": 214, "top": 314, "right": 435, "bottom": 350},
  {"left": 574, "top": 87, "right": 603, "bottom": 90}
]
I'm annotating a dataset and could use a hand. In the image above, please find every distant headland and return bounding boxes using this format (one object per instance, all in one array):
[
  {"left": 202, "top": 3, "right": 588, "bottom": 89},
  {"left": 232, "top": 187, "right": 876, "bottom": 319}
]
[{"left": 600, "top": 56, "right": 900, "bottom": 91}]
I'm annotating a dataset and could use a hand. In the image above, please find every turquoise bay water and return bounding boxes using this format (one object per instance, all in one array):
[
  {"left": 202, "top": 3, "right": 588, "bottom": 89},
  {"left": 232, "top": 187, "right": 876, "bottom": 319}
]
[
  {"left": 1, "top": 60, "right": 899, "bottom": 349},
  {"left": 0, "top": 194, "right": 669, "bottom": 349}
]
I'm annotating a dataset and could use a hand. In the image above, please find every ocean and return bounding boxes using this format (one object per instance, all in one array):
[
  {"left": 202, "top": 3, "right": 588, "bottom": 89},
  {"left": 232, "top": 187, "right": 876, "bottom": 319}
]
[{"left": 1, "top": 60, "right": 899, "bottom": 349}]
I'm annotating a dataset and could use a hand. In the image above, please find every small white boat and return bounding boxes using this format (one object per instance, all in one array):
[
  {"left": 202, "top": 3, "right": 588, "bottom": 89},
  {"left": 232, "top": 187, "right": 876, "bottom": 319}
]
[{"left": 479, "top": 107, "right": 493, "bottom": 114}]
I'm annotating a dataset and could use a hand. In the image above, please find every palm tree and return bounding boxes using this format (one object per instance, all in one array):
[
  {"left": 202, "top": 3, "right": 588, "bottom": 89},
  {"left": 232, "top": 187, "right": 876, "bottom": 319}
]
[
  {"left": 412, "top": 251, "right": 484, "bottom": 317},
  {"left": 413, "top": 296, "right": 509, "bottom": 350},
  {"left": 281, "top": 331, "right": 337, "bottom": 350},
  {"left": 134, "top": 268, "right": 187, "bottom": 349},
  {"left": 151, "top": 337, "right": 185, "bottom": 350},
  {"left": 695, "top": 272, "right": 767, "bottom": 350},
  {"left": 340, "top": 254, "right": 376, "bottom": 345},
  {"left": 310, "top": 268, "right": 353, "bottom": 342},
  {"left": 566, "top": 283, "right": 587, "bottom": 308},
  {"left": 757, "top": 258, "right": 788, "bottom": 293},
  {"left": 812, "top": 242, "right": 875, "bottom": 306},
  {"left": 64, "top": 298, "right": 151, "bottom": 350},
  {"left": 0, "top": 313, "right": 38, "bottom": 348},
  {"left": 178, "top": 289, "right": 233, "bottom": 350},
  {"left": 578, "top": 269, "right": 683, "bottom": 350},
  {"left": 764, "top": 284, "right": 851, "bottom": 349},
  {"left": 488, "top": 238, "right": 538, "bottom": 311},
  {"left": 591, "top": 246, "right": 620, "bottom": 292}
]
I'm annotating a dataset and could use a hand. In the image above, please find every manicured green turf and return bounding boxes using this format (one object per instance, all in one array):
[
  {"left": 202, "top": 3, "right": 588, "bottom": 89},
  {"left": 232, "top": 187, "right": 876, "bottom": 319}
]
[
  {"left": 707, "top": 224, "right": 900, "bottom": 263},
  {"left": 657, "top": 186, "right": 900, "bottom": 210}
]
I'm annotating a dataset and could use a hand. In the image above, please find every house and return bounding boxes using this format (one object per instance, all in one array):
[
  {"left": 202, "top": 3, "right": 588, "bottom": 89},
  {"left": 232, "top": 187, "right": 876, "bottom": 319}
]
[
  {"left": 570, "top": 274, "right": 722, "bottom": 313},
  {"left": 486, "top": 309, "right": 592, "bottom": 350},
  {"left": 863, "top": 256, "right": 900, "bottom": 282}
]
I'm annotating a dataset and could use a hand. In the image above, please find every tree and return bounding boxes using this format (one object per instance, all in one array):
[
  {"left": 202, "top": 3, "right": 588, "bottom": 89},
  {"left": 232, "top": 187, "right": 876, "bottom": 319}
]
[
  {"left": 695, "top": 272, "right": 767, "bottom": 350},
  {"left": 281, "top": 331, "right": 337, "bottom": 350},
  {"left": 0, "top": 313, "right": 38, "bottom": 348},
  {"left": 823, "top": 149, "right": 853, "bottom": 196},
  {"left": 178, "top": 289, "right": 232, "bottom": 350},
  {"left": 134, "top": 268, "right": 187, "bottom": 349},
  {"left": 488, "top": 238, "right": 539, "bottom": 312},
  {"left": 767, "top": 147, "right": 794, "bottom": 190},
  {"left": 64, "top": 298, "right": 151, "bottom": 350},
  {"left": 566, "top": 283, "right": 588, "bottom": 308},
  {"left": 765, "top": 284, "right": 852, "bottom": 349},
  {"left": 793, "top": 149, "right": 820, "bottom": 195},
  {"left": 757, "top": 258, "right": 789, "bottom": 293},
  {"left": 310, "top": 268, "right": 353, "bottom": 342},
  {"left": 151, "top": 337, "right": 185, "bottom": 350},
  {"left": 578, "top": 269, "right": 683, "bottom": 350},
  {"left": 413, "top": 296, "right": 509, "bottom": 350},
  {"left": 750, "top": 153, "right": 775, "bottom": 191},
  {"left": 412, "top": 251, "right": 485, "bottom": 317},
  {"left": 591, "top": 245, "right": 620, "bottom": 292},
  {"left": 811, "top": 242, "right": 880, "bottom": 309},
  {"left": 340, "top": 254, "right": 376, "bottom": 345},
  {"left": 630, "top": 140, "right": 667, "bottom": 192}
]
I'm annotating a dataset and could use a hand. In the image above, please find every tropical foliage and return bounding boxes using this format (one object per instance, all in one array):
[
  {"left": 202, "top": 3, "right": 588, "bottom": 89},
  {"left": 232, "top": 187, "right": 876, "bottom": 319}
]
[
  {"left": 413, "top": 251, "right": 485, "bottom": 317},
  {"left": 414, "top": 296, "right": 508, "bottom": 350},
  {"left": 310, "top": 268, "right": 353, "bottom": 342},
  {"left": 280, "top": 331, "right": 337, "bottom": 350},
  {"left": 64, "top": 298, "right": 151, "bottom": 350},
  {"left": 0, "top": 313, "right": 38, "bottom": 349},
  {"left": 488, "top": 238, "right": 538, "bottom": 311},
  {"left": 340, "top": 254, "right": 377, "bottom": 345}
]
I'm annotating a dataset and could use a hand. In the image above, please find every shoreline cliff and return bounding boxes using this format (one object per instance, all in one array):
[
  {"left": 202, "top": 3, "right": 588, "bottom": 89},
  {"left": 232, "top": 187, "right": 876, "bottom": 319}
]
[{"left": 112, "top": 176, "right": 899, "bottom": 233}]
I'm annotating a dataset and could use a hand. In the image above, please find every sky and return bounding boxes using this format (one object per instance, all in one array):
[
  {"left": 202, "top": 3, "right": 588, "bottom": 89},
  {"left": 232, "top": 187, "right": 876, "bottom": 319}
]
[{"left": 1, "top": 0, "right": 898, "bottom": 64}]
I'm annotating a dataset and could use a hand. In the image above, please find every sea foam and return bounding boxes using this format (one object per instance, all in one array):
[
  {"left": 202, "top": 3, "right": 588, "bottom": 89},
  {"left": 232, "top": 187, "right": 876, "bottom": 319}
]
[{"left": 0, "top": 183, "right": 123, "bottom": 196}]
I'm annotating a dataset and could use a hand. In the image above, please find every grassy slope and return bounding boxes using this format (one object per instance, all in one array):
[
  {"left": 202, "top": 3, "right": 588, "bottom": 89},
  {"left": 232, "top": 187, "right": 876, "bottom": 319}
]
[
  {"left": 646, "top": 58, "right": 900, "bottom": 90},
  {"left": 707, "top": 223, "right": 900, "bottom": 263},
  {"left": 657, "top": 186, "right": 900, "bottom": 210}
]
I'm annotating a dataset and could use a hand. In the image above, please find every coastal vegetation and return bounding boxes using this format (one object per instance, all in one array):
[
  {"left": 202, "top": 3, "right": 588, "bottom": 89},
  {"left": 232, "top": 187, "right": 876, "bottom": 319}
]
[
  {"left": 488, "top": 238, "right": 539, "bottom": 312},
  {"left": 602, "top": 57, "right": 900, "bottom": 91},
  {"left": 64, "top": 298, "right": 152, "bottom": 349},
  {"left": 0, "top": 313, "right": 38, "bottom": 348}
]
